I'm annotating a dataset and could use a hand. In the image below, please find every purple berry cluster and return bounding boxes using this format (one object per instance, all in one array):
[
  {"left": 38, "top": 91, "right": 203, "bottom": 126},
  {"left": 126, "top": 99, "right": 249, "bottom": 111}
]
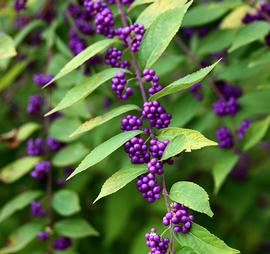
[
  {"left": 111, "top": 72, "right": 133, "bottom": 100},
  {"left": 68, "top": 29, "right": 86, "bottom": 55},
  {"left": 31, "top": 201, "right": 46, "bottom": 218},
  {"left": 27, "top": 95, "right": 43, "bottom": 115},
  {"left": 13, "top": 0, "right": 27, "bottom": 11},
  {"left": 142, "top": 101, "right": 172, "bottom": 129},
  {"left": 216, "top": 127, "right": 234, "bottom": 149},
  {"left": 162, "top": 202, "right": 194, "bottom": 233},
  {"left": 189, "top": 82, "right": 203, "bottom": 100},
  {"left": 145, "top": 228, "right": 169, "bottom": 254},
  {"left": 53, "top": 236, "right": 72, "bottom": 250},
  {"left": 237, "top": 120, "right": 251, "bottom": 140},
  {"left": 27, "top": 138, "right": 44, "bottom": 156},
  {"left": 121, "top": 115, "right": 142, "bottom": 131},
  {"left": 105, "top": 47, "right": 130, "bottom": 69},
  {"left": 142, "top": 69, "right": 163, "bottom": 96},
  {"left": 33, "top": 73, "right": 53, "bottom": 87},
  {"left": 47, "top": 136, "right": 65, "bottom": 151},
  {"left": 107, "top": 0, "right": 134, "bottom": 7},
  {"left": 30, "top": 160, "right": 51, "bottom": 180}
]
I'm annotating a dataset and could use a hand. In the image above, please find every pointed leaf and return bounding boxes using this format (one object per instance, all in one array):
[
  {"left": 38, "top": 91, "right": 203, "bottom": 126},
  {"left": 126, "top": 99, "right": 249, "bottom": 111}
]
[
  {"left": 94, "top": 165, "right": 148, "bottom": 203},
  {"left": 149, "top": 61, "right": 219, "bottom": 101},
  {"left": 46, "top": 68, "right": 127, "bottom": 115},
  {"left": 55, "top": 218, "right": 99, "bottom": 238},
  {"left": 212, "top": 151, "right": 239, "bottom": 194},
  {"left": 0, "top": 157, "right": 40, "bottom": 183},
  {"left": 70, "top": 104, "right": 140, "bottom": 137},
  {"left": 52, "top": 190, "right": 80, "bottom": 216},
  {"left": 0, "top": 191, "right": 42, "bottom": 223},
  {"left": 44, "top": 39, "right": 119, "bottom": 86},
  {"left": 68, "top": 130, "right": 143, "bottom": 179},
  {"left": 229, "top": 21, "right": 270, "bottom": 52},
  {"left": 170, "top": 181, "right": 213, "bottom": 217},
  {"left": 139, "top": 2, "right": 191, "bottom": 68},
  {"left": 242, "top": 116, "right": 270, "bottom": 151},
  {"left": 0, "top": 33, "right": 16, "bottom": 59},
  {"left": 174, "top": 223, "right": 240, "bottom": 254}
]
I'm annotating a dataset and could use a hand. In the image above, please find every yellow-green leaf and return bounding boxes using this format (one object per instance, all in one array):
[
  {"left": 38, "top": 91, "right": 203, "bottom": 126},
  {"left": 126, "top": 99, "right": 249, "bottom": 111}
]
[{"left": 0, "top": 33, "right": 16, "bottom": 59}]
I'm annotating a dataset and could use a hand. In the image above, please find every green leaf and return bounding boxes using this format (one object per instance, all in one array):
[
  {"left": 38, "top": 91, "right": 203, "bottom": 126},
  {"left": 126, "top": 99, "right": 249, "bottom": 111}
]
[
  {"left": 0, "top": 33, "right": 16, "bottom": 59},
  {"left": 229, "top": 21, "right": 270, "bottom": 52},
  {"left": 52, "top": 190, "right": 80, "bottom": 216},
  {"left": 139, "top": 2, "right": 191, "bottom": 68},
  {"left": 212, "top": 150, "right": 239, "bottom": 194},
  {"left": 17, "top": 122, "right": 40, "bottom": 141},
  {"left": 45, "top": 68, "right": 127, "bottom": 116},
  {"left": 0, "top": 157, "right": 40, "bottom": 183},
  {"left": 177, "top": 247, "right": 197, "bottom": 254},
  {"left": 0, "top": 191, "right": 42, "bottom": 224},
  {"left": 52, "top": 143, "right": 89, "bottom": 167},
  {"left": 170, "top": 181, "right": 213, "bottom": 217},
  {"left": 55, "top": 218, "right": 99, "bottom": 238},
  {"left": 174, "top": 223, "right": 240, "bottom": 254},
  {"left": 182, "top": 3, "right": 228, "bottom": 27},
  {"left": 149, "top": 61, "right": 219, "bottom": 101},
  {"left": 242, "top": 116, "right": 270, "bottom": 151},
  {"left": 70, "top": 104, "right": 140, "bottom": 137},
  {"left": 94, "top": 165, "right": 148, "bottom": 203},
  {"left": 44, "top": 39, "right": 119, "bottom": 86},
  {"left": 49, "top": 117, "right": 81, "bottom": 142},
  {"left": 128, "top": 0, "right": 154, "bottom": 12},
  {"left": 158, "top": 127, "right": 217, "bottom": 160},
  {"left": 136, "top": 0, "right": 187, "bottom": 28},
  {"left": 0, "top": 223, "right": 42, "bottom": 254},
  {"left": 68, "top": 130, "right": 143, "bottom": 180}
]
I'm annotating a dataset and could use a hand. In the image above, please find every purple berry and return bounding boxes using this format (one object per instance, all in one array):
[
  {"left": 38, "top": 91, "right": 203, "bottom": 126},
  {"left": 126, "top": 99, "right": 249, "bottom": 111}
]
[
  {"left": 30, "top": 160, "right": 51, "bottom": 180},
  {"left": 33, "top": 73, "right": 53, "bottom": 87},
  {"left": 105, "top": 47, "right": 130, "bottom": 69},
  {"left": 47, "top": 136, "right": 65, "bottom": 151},
  {"left": 145, "top": 228, "right": 169, "bottom": 253},
  {"left": 27, "top": 95, "right": 43, "bottom": 115},
  {"left": 27, "top": 138, "right": 44, "bottom": 156},
  {"left": 13, "top": 0, "right": 27, "bottom": 11},
  {"left": 121, "top": 115, "right": 142, "bottom": 131},
  {"left": 31, "top": 201, "right": 46, "bottom": 218},
  {"left": 111, "top": 72, "right": 133, "bottom": 100},
  {"left": 216, "top": 127, "right": 234, "bottom": 149},
  {"left": 37, "top": 231, "right": 49, "bottom": 241},
  {"left": 53, "top": 236, "right": 72, "bottom": 250}
]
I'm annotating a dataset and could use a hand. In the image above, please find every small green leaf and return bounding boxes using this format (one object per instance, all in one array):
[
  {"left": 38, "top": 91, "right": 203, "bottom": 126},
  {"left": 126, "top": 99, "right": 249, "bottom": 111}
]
[
  {"left": 94, "top": 165, "right": 148, "bottom": 203},
  {"left": 177, "top": 246, "right": 197, "bottom": 254},
  {"left": 0, "top": 157, "right": 40, "bottom": 183},
  {"left": 52, "top": 143, "right": 89, "bottom": 167},
  {"left": 212, "top": 150, "right": 239, "bottom": 194},
  {"left": 70, "top": 104, "right": 140, "bottom": 137},
  {"left": 158, "top": 127, "right": 217, "bottom": 160},
  {"left": 55, "top": 218, "right": 99, "bottom": 238},
  {"left": 139, "top": 2, "right": 191, "bottom": 68},
  {"left": 149, "top": 61, "right": 219, "bottom": 101},
  {"left": 68, "top": 130, "right": 143, "bottom": 180},
  {"left": 242, "top": 116, "right": 270, "bottom": 151},
  {"left": 0, "top": 191, "right": 42, "bottom": 224},
  {"left": 229, "top": 21, "right": 270, "bottom": 52},
  {"left": 52, "top": 190, "right": 80, "bottom": 216},
  {"left": 174, "top": 223, "right": 240, "bottom": 254},
  {"left": 17, "top": 122, "right": 40, "bottom": 141},
  {"left": 44, "top": 39, "right": 119, "bottom": 86},
  {"left": 170, "top": 181, "right": 213, "bottom": 217},
  {"left": 0, "top": 33, "right": 16, "bottom": 59},
  {"left": 46, "top": 68, "right": 127, "bottom": 115},
  {"left": 0, "top": 223, "right": 42, "bottom": 254}
]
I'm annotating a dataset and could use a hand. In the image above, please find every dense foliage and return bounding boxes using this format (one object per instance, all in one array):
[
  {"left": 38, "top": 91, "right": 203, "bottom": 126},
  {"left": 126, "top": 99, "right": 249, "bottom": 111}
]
[{"left": 0, "top": 0, "right": 270, "bottom": 253}]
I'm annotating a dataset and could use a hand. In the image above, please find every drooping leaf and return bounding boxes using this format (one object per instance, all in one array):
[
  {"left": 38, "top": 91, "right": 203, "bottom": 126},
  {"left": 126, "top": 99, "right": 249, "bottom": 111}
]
[
  {"left": 52, "top": 143, "right": 89, "bottom": 167},
  {"left": 149, "top": 61, "right": 220, "bottom": 101},
  {"left": 70, "top": 104, "right": 140, "bottom": 137},
  {"left": 94, "top": 165, "right": 148, "bottom": 203},
  {"left": 68, "top": 130, "right": 143, "bottom": 180},
  {"left": 212, "top": 150, "right": 239, "bottom": 194},
  {"left": 0, "top": 33, "right": 16, "bottom": 59},
  {"left": 139, "top": 2, "right": 191, "bottom": 68},
  {"left": 158, "top": 127, "right": 217, "bottom": 160},
  {"left": 170, "top": 181, "right": 213, "bottom": 217},
  {"left": 55, "top": 218, "right": 99, "bottom": 238},
  {"left": 242, "top": 116, "right": 270, "bottom": 151},
  {"left": 0, "top": 191, "right": 42, "bottom": 224},
  {"left": 229, "top": 21, "right": 270, "bottom": 52},
  {"left": 17, "top": 122, "right": 40, "bottom": 141},
  {"left": 136, "top": 0, "right": 187, "bottom": 28},
  {"left": 174, "top": 223, "right": 240, "bottom": 254},
  {"left": 52, "top": 189, "right": 81, "bottom": 216},
  {"left": 0, "top": 223, "right": 42, "bottom": 254},
  {"left": 44, "top": 39, "right": 119, "bottom": 86},
  {"left": 45, "top": 68, "right": 128, "bottom": 115},
  {"left": 0, "top": 157, "right": 40, "bottom": 183}
]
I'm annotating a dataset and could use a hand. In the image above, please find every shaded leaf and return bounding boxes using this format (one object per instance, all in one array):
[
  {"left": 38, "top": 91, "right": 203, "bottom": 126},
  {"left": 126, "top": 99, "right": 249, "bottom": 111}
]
[
  {"left": 139, "top": 2, "right": 191, "bottom": 68},
  {"left": 70, "top": 104, "right": 140, "bottom": 137},
  {"left": 0, "top": 191, "right": 42, "bottom": 224},
  {"left": 52, "top": 189, "right": 81, "bottom": 216},
  {"left": 17, "top": 122, "right": 40, "bottom": 141},
  {"left": 55, "top": 218, "right": 99, "bottom": 238},
  {"left": 174, "top": 223, "right": 240, "bottom": 254},
  {"left": 0, "top": 33, "right": 16, "bottom": 59},
  {"left": 170, "top": 181, "right": 213, "bottom": 217},
  {"left": 46, "top": 68, "right": 127, "bottom": 115},
  {"left": 0, "top": 157, "right": 40, "bottom": 183},
  {"left": 44, "top": 39, "right": 119, "bottom": 86},
  {"left": 149, "top": 61, "right": 219, "bottom": 101},
  {"left": 68, "top": 130, "right": 143, "bottom": 180},
  {"left": 94, "top": 165, "right": 148, "bottom": 203},
  {"left": 177, "top": 246, "right": 198, "bottom": 254}
]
